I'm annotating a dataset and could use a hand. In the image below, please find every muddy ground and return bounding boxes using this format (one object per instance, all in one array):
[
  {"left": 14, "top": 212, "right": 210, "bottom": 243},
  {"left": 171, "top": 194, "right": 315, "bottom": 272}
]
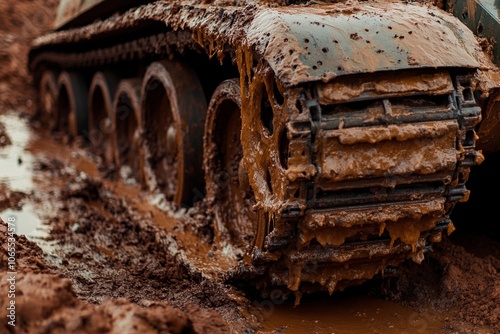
[{"left": 0, "top": 1, "right": 499, "bottom": 334}]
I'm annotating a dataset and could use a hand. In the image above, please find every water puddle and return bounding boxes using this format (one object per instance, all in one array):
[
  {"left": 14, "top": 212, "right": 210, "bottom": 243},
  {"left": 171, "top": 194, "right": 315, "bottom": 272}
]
[
  {"left": 0, "top": 113, "right": 36, "bottom": 193},
  {"left": 0, "top": 112, "right": 46, "bottom": 239},
  {"left": 0, "top": 203, "right": 42, "bottom": 236}
]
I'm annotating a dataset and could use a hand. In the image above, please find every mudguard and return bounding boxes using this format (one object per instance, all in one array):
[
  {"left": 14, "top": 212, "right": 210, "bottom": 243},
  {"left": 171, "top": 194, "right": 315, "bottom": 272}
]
[
  {"left": 248, "top": 2, "right": 492, "bottom": 86},
  {"left": 34, "top": 2, "right": 495, "bottom": 88}
]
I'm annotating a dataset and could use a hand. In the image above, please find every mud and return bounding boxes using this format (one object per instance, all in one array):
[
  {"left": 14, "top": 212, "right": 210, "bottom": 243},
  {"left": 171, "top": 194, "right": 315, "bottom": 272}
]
[
  {"left": 0, "top": 185, "right": 26, "bottom": 212},
  {"left": 0, "top": 110, "right": 497, "bottom": 333},
  {"left": 1, "top": 0, "right": 500, "bottom": 333},
  {"left": 0, "top": 149, "right": 247, "bottom": 333},
  {"left": 0, "top": 270, "right": 229, "bottom": 334},
  {"left": 259, "top": 293, "right": 448, "bottom": 334},
  {"left": 0, "top": 0, "right": 58, "bottom": 110},
  {"left": 0, "top": 123, "right": 10, "bottom": 147},
  {"left": 0, "top": 221, "right": 49, "bottom": 274},
  {"left": 380, "top": 237, "right": 500, "bottom": 333}
]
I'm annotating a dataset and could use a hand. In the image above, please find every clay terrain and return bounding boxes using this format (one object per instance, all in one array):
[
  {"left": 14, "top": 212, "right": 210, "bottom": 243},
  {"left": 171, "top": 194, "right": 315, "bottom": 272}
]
[{"left": 0, "top": 1, "right": 499, "bottom": 333}]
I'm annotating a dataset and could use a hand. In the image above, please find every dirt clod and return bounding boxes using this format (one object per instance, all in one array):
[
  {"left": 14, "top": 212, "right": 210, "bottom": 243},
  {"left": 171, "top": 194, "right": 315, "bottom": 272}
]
[
  {"left": 0, "top": 218, "right": 49, "bottom": 273},
  {"left": 0, "top": 271, "right": 229, "bottom": 334}
]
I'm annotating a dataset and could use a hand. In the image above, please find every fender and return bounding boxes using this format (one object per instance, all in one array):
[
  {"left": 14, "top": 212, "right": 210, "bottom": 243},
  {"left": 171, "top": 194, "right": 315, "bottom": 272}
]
[
  {"left": 32, "top": 1, "right": 495, "bottom": 88},
  {"left": 248, "top": 2, "right": 492, "bottom": 87}
]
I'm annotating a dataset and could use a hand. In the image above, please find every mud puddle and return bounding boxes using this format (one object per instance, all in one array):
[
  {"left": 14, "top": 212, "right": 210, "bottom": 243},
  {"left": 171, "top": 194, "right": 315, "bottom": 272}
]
[
  {"left": 258, "top": 293, "right": 445, "bottom": 334},
  {"left": 0, "top": 113, "right": 36, "bottom": 192},
  {"left": 0, "top": 113, "right": 45, "bottom": 239}
]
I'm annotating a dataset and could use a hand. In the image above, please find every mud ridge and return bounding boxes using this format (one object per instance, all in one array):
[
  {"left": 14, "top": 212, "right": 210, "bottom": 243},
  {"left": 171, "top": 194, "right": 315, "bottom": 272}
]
[
  {"left": 379, "top": 237, "right": 500, "bottom": 333},
  {"left": 35, "top": 161, "right": 249, "bottom": 318}
]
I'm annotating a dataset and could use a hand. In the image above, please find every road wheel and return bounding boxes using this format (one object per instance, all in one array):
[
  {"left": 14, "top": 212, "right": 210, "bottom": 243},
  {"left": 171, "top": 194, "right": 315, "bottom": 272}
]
[
  {"left": 113, "top": 78, "right": 143, "bottom": 184},
  {"left": 56, "top": 71, "right": 88, "bottom": 139},
  {"left": 141, "top": 61, "right": 207, "bottom": 206},
  {"left": 204, "top": 79, "right": 256, "bottom": 256},
  {"left": 88, "top": 72, "right": 120, "bottom": 165},
  {"left": 38, "top": 70, "right": 58, "bottom": 130}
]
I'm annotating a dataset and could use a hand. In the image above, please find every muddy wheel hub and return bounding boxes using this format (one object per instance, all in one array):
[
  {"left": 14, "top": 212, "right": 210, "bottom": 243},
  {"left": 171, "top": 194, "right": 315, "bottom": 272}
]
[{"left": 204, "top": 79, "right": 256, "bottom": 255}]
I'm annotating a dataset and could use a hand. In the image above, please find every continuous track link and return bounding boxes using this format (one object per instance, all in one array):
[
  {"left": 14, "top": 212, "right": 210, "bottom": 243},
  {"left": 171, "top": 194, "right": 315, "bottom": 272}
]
[
  {"left": 30, "top": 31, "right": 197, "bottom": 73},
  {"left": 228, "top": 72, "right": 483, "bottom": 297}
]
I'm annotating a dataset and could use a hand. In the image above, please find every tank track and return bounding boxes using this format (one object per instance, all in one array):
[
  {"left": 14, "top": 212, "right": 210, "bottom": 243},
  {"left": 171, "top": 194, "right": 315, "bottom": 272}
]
[
  {"left": 29, "top": 21, "right": 483, "bottom": 296},
  {"left": 228, "top": 73, "right": 483, "bottom": 298},
  {"left": 30, "top": 31, "right": 197, "bottom": 74}
]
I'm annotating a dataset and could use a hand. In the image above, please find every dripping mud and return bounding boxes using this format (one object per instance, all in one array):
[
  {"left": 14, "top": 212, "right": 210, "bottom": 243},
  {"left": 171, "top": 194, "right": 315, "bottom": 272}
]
[{"left": 1, "top": 1, "right": 499, "bottom": 333}]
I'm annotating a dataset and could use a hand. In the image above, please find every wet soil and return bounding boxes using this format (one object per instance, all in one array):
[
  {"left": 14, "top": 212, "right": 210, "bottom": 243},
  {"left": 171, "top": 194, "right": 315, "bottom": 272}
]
[
  {"left": 0, "top": 113, "right": 248, "bottom": 333},
  {"left": 0, "top": 0, "right": 58, "bottom": 111},
  {"left": 0, "top": 1, "right": 499, "bottom": 334}
]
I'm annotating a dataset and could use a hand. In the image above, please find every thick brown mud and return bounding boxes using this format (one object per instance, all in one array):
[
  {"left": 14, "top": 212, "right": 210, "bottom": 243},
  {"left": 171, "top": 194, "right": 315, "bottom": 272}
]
[
  {"left": 1, "top": 1, "right": 499, "bottom": 333},
  {"left": 0, "top": 114, "right": 247, "bottom": 333}
]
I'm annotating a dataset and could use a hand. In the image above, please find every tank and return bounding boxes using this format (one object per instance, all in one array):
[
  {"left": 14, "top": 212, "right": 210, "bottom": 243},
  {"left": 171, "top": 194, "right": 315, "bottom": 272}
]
[{"left": 27, "top": 0, "right": 500, "bottom": 299}]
